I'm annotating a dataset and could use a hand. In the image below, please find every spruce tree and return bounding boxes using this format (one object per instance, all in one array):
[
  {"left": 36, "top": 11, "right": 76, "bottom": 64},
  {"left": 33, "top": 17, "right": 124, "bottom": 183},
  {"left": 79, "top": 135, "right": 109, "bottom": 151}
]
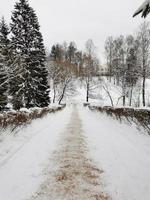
[
  {"left": 0, "top": 17, "right": 9, "bottom": 110},
  {"left": 10, "top": 0, "right": 50, "bottom": 109},
  {"left": 0, "top": 55, "right": 7, "bottom": 110},
  {"left": 50, "top": 44, "right": 63, "bottom": 61},
  {"left": 67, "top": 42, "right": 76, "bottom": 63},
  {"left": 0, "top": 17, "right": 9, "bottom": 60}
]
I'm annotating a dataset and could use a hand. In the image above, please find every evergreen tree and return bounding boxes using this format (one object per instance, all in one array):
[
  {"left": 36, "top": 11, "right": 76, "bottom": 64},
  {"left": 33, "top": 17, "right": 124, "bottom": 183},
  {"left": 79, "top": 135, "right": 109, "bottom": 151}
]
[
  {"left": 67, "top": 42, "right": 76, "bottom": 63},
  {"left": 50, "top": 45, "right": 57, "bottom": 61},
  {"left": 0, "top": 17, "right": 9, "bottom": 110},
  {"left": 0, "top": 17, "right": 10, "bottom": 60},
  {"left": 0, "top": 55, "right": 7, "bottom": 110},
  {"left": 10, "top": 0, "right": 50, "bottom": 109}
]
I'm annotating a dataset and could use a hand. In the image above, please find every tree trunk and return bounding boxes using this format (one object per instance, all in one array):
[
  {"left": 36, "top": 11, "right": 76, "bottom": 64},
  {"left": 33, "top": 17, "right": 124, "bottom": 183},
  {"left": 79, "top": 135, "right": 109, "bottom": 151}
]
[
  {"left": 142, "top": 55, "right": 146, "bottom": 107},
  {"left": 58, "top": 95, "right": 63, "bottom": 105},
  {"left": 86, "top": 82, "right": 89, "bottom": 102},
  {"left": 103, "top": 86, "right": 114, "bottom": 107},
  {"left": 123, "top": 95, "right": 126, "bottom": 106},
  {"left": 53, "top": 86, "right": 56, "bottom": 103},
  {"left": 129, "top": 86, "right": 133, "bottom": 107},
  {"left": 58, "top": 84, "right": 67, "bottom": 105},
  {"left": 122, "top": 75, "right": 126, "bottom": 107},
  {"left": 86, "top": 76, "right": 91, "bottom": 103},
  {"left": 142, "top": 74, "right": 146, "bottom": 107}
]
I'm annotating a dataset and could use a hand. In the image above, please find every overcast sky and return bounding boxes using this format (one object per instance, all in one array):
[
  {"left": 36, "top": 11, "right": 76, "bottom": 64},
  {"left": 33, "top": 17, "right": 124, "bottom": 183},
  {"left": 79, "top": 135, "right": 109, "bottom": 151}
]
[{"left": 0, "top": 0, "right": 149, "bottom": 63}]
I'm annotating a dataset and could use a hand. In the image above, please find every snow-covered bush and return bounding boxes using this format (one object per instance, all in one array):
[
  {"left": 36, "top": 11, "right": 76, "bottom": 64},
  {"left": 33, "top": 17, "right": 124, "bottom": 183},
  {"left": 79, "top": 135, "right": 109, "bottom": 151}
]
[
  {"left": 89, "top": 106, "right": 150, "bottom": 134},
  {"left": 0, "top": 106, "right": 65, "bottom": 130}
]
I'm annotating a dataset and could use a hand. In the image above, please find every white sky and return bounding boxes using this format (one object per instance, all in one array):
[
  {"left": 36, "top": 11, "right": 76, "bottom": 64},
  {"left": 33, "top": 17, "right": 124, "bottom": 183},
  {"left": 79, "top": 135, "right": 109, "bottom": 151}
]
[{"left": 0, "top": 0, "right": 149, "bottom": 63}]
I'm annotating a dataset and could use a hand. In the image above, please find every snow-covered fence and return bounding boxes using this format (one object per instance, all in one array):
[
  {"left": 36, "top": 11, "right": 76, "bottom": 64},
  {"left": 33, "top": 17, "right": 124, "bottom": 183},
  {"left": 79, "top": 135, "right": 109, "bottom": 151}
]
[
  {"left": 0, "top": 106, "right": 65, "bottom": 130},
  {"left": 89, "top": 106, "right": 150, "bottom": 134}
]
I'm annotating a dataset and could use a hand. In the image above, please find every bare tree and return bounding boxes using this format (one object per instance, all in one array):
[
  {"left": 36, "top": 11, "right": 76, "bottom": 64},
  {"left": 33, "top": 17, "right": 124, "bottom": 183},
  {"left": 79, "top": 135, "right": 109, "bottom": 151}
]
[
  {"left": 83, "top": 39, "right": 100, "bottom": 103},
  {"left": 137, "top": 21, "right": 150, "bottom": 106},
  {"left": 57, "top": 64, "right": 76, "bottom": 105},
  {"left": 125, "top": 35, "right": 140, "bottom": 106},
  {"left": 103, "top": 84, "right": 114, "bottom": 106},
  {"left": 47, "top": 60, "right": 61, "bottom": 103},
  {"left": 111, "top": 36, "right": 128, "bottom": 105},
  {"left": 67, "top": 42, "right": 77, "bottom": 63},
  {"left": 105, "top": 36, "right": 114, "bottom": 82},
  {"left": 47, "top": 59, "right": 76, "bottom": 105}
]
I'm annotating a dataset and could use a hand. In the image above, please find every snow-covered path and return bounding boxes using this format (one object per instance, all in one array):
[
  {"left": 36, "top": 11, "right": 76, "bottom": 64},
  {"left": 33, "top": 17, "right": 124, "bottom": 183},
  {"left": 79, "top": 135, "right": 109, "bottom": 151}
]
[
  {"left": 30, "top": 105, "right": 109, "bottom": 200},
  {"left": 0, "top": 105, "right": 150, "bottom": 200},
  {"left": 80, "top": 107, "right": 150, "bottom": 200},
  {"left": 0, "top": 107, "right": 72, "bottom": 200}
]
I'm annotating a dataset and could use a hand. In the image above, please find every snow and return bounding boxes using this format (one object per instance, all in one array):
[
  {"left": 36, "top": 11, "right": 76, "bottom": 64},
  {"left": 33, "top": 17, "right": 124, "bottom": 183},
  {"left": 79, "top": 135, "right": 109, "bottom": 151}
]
[
  {"left": 1, "top": 101, "right": 150, "bottom": 200},
  {"left": 0, "top": 106, "right": 72, "bottom": 200},
  {"left": 49, "top": 76, "right": 150, "bottom": 109},
  {"left": 19, "top": 108, "right": 31, "bottom": 113},
  {"left": 68, "top": 77, "right": 150, "bottom": 108},
  {"left": 79, "top": 106, "right": 150, "bottom": 200},
  {"left": 145, "top": 78, "right": 150, "bottom": 106}
]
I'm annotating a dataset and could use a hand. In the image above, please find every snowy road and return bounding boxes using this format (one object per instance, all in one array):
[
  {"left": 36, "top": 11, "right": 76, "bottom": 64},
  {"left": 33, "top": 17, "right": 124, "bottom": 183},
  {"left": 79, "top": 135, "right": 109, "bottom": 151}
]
[{"left": 0, "top": 105, "right": 150, "bottom": 200}]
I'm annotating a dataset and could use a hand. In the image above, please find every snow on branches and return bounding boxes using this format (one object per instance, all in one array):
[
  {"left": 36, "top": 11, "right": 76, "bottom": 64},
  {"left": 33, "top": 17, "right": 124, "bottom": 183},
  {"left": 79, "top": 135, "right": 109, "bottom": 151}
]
[{"left": 133, "top": 0, "right": 150, "bottom": 18}]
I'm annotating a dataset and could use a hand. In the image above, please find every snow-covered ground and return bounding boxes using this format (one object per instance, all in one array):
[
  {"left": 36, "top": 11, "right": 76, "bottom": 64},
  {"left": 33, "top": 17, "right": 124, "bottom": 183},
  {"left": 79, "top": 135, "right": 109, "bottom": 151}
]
[
  {"left": 0, "top": 104, "right": 150, "bottom": 200},
  {"left": 29, "top": 106, "right": 110, "bottom": 200},
  {"left": 0, "top": 106, "right": 72, "bottom": 200},
  {"left": 63, "top": 77, "right": 150, "bottom": 108},
  {"left": 80, "top": 106, "right": 150, "bottom": 200}
]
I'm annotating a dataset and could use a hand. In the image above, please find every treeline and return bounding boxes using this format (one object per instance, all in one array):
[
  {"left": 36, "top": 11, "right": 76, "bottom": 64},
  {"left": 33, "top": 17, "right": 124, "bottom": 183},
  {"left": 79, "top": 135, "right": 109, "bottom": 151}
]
[
  {"left": 47, "top": 39, "right": 100, "bottom": 104},
  {"left": 0, "top": 0, "right": 49, "bottom": 111},
  {"left": 105, "top": 22, "right": 150, "bottom": 107},
  {"left": 49, "top": 40, "right": 99, "bottom": 76}
]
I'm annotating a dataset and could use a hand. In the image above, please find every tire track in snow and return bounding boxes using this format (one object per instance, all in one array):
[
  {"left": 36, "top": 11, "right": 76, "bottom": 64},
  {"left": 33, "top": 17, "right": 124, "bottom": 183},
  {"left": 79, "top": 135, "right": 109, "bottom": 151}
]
[{"left": 30, "top": 106, "right": 110, "bottom": 200}]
